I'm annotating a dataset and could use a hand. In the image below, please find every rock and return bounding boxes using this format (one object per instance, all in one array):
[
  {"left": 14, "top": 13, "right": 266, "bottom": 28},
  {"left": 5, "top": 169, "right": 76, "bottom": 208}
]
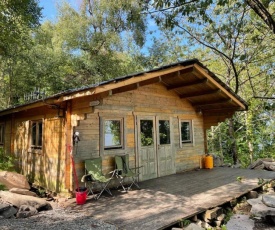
[
  {"left": 217, "top": 213, "right": 226, "bottom": 221},
  {"left": 0, "top": 205, "right": 18, "bottom": 218},
  {"left": 191, "top": 215, "right": 198, "bottom": 222},
  {"left": 9, "top": 188, "right": 37, "bottom": 197},
  {"left": 202, "top": 207, "right": 223, "bottom": 221},
  {"left": 0, "top": 191, "right": 51, "bottom": 210},
  {"left": 185, "top": 223, "right": 204, "bottom": 230},
  {"left": 201, "top": 222, "right": 212, "bottom": 229},
  {"left": 0, "top": 171, "right": 30, "bottom": 190},
  {"left": 247, "top": 196, "right": 275, "bottom": 217},
  {"left": 213, "top": 155, "right": 223, "bottom": 167},
  {"left": 16, "top": 205, "right": 38, "bottom": 218},
  {"left": 0, "top": 203, "right": 10, "bottom": 212},
  {"left": 247, "top": 191, "right": 258, "bottom": 199},
  {"left": 226, "top": 214, "right": 254, "bottom": 230},
  {"left": 262, "top": 194, "right": 275, "bottom": 208}
]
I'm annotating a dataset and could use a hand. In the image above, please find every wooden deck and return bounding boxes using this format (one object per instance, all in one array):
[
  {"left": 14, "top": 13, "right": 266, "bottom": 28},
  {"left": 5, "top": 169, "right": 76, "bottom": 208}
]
[{"left": 68, "top": 167, "right": 275, "bottom": 230}]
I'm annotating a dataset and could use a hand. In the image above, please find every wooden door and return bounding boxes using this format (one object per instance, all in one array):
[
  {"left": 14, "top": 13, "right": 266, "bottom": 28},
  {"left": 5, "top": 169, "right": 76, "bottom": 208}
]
[
  {"left": 137, "top": 117, "right": 157, "bottom": 181},
  {"left": 157, "top": 117, "right": 174, "bottom": 177}
]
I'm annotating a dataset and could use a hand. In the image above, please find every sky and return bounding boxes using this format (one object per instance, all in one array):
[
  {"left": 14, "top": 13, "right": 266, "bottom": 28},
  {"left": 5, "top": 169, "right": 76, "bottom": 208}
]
[{"left": 39, "top": 0, "right": 80, "bottom": 22}]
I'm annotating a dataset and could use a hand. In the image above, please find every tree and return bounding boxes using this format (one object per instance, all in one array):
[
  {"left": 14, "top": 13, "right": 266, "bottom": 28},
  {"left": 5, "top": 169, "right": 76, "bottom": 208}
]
[
  {"left": 0, "top": 0, "right": 42, "bottom": 56},
  {"left": 52, "top": 0, "right": 147, "bottom": 84},
  {"left": 0, "top": 0, "right": 149, "bottom": 108},
  {"left": 145, "top": 0, "right": 275, "bottom": 164},
  {"left": 146, "top": 0, "right": 275, "bottom": 34}
]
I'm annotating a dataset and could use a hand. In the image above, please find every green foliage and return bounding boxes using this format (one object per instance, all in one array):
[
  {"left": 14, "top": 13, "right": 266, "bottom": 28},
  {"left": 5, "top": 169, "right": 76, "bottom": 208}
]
[
  {"left": 178, "top": 218, "right": 191, "bottom": 227},
  {"left": 0, "top": 0, "right": 148, "bottom": 109},
  {"left": 0, "top": 148, "right": 15, "bottom": 171},
  {"left": 0, "top": 183, "right": 6, "bottom": 190},
  {"left": 0, "top": 0, "right": 42, "bottom": 56}
]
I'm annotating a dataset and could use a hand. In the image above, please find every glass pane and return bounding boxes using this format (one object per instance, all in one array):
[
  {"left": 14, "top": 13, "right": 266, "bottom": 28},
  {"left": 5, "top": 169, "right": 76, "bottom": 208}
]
[
  {"left": 104, "top": 120, "right": 121, "bottom": 147},
  {"left": 31, "top": 123, "right": 37, "bottom": 146},
  {"left": 140, "top": 120, "right": 153, "bottom": 146},
  {"left": 38, "top": 122, "right": 43, "bottom": 146},
  {"left": 181, "top": 121, "right": 191, "bottom": 142},
  {"left": 159, "top": 120, "right": 170, "bottom": 145}
]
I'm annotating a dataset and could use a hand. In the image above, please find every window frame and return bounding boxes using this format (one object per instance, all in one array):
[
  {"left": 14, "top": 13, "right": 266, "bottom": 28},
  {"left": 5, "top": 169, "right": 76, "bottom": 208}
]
[
  {"left": 179, "top": 119, "right": 194, "bottom": 147},
  {"left": 30, "top": 120, "right": 43, "bottom": 151},
  {"left": 100, "top": 116, "right": 126, "bottom": 154},
  {"left": 103, "top": 118, "right": 123, "bottom": 150},
  {"left": 0, "top": 123, "right": 4, "bottom": 145}
]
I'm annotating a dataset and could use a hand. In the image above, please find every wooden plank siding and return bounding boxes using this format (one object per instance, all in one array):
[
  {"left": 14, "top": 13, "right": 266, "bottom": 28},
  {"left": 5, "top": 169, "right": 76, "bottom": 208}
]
[
  {"left": 2, "top": 106, "right": 69, "bottom": 193},
  {"left": 72, "top": 83, "right": 206, "bottom": 189}
]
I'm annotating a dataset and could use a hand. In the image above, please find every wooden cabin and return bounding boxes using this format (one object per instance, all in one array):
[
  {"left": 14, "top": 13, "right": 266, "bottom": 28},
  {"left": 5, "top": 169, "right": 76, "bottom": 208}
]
[{"left": 0, "top": 59, "right": 247, "bottom": 195}]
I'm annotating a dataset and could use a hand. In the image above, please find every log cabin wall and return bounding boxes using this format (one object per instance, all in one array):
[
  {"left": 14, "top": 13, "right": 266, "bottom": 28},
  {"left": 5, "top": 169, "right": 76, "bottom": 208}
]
[
  {"left": 72, "top": 82, "right": 205, "bottom": 187},
  {"left": 3, "top": 106, "right": 68, "bottom": 193}
]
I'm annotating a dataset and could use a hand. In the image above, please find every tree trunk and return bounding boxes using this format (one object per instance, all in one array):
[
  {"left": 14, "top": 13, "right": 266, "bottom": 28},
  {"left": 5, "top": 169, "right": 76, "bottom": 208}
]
[{"left": 228, "top": 118, "right": 238, "bottom": 164}]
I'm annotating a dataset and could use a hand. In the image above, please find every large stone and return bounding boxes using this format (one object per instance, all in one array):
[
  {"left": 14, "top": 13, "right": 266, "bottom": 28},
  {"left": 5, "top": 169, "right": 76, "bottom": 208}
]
[
  {"left": 0, "top": 203, "right": 10, "bottom": 212},
  {"left": 0, "top": 171, "right": 30, "bottom": 190},
  {"left": 247, "top": 191, "right": 258, "bottom": 199},
  {"left": 0, "top": 205, "right": 18, "bottom": 218},
  {"left": 262, "top": 194, "right": 275, "bottom": 208},
  {"left": 9, "top": 188, "right": 37, "bottom": 197},
  {"left": 247, "top": 196, "right": 275, "bottom": 217},
  {"left": 16, "top": 205, "right": 38, "bottom": 218},
  {"left": 0, "top": 191, "right": 51, "bottom": 210},
  {"left": 226, "top": 214, "right": 254, "bottom": 230},
  {"left": 185, "top": 223, "right": 204, "bottom": 230}
]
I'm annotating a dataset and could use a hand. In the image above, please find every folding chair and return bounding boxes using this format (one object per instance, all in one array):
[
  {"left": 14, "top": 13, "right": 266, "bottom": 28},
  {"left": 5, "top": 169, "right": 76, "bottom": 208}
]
[
  {"left": 83, "top": 158, "right": 114, "bottom": 199},
  {"left": 115, "top": 154, "right": 142, "bottom": 192}
]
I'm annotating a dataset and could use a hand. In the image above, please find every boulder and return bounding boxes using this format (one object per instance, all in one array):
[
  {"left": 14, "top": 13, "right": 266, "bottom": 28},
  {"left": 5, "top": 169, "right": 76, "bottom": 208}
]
[
  {"left": 0, "top": 205, "right": 17, "bottom": 218},
  {"left": 247, "top": 196, "right": 275, "bottom": 217},
  {"left": 0, "top": 171, "right": 30, "bottom": 190},
  {"left": 16, "top": 205, "right": 38, "bottom": 218},
  {"left": 247, "top": 191, "right": 258, "bottom": 199},
  {"left": 226, "top": 214, "right": 254, "bottom": 230},
  {"left": 0, "top": 203, "right": 10, "bottom": 212},
  {"left": 9, "top": 188, "right": 37, "bottom": 197},
  {"left": 262, "top": 194, "right": 275, "bottom": 208},
  {"left": 0, "top": 191, "right": 51, "bottom": 210}
]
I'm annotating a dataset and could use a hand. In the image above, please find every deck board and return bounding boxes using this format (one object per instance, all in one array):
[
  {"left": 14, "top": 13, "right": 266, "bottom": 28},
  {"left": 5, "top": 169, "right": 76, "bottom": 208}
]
[{"left": 68, "top": 167, "right": 275, "bottom": 230}]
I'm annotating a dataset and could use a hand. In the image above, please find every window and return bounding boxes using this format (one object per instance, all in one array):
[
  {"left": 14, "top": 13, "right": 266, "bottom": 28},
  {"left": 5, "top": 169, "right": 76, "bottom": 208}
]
[
  {"left": 104, "top": 119, "right": 123, "bottom": 149},
  {"left": 31, "top": 120, "right": 43, "bottom": 149},
  {"left": 140, "top": 120, "right": 154, "bottom": 146},
  {"left": 0, "top": 123, "right": 4, "bottom": 145},
  {"left": 159, "top": 120, "right": 170, "bottom": 145},
  {"left": 180, "top": 120, "right": 193, "bottom": 143}
]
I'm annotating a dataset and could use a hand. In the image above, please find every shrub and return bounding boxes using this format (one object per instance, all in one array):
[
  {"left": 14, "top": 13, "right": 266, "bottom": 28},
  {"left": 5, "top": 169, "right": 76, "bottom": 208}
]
[{"left": 0, "top": 148, "right": 15, "bottom": 171}]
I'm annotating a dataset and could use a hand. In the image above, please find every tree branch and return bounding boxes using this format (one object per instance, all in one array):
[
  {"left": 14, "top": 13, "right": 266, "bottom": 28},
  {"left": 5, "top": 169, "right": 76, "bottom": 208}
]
[{"left": 245, "top": 0, "right": 275, "bottom": 34}]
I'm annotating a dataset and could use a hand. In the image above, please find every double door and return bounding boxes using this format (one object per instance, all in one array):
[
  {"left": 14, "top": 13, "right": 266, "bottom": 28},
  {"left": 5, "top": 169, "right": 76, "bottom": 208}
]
[{"left": 137, "top": 116, "right": 175, "bottom": 181}]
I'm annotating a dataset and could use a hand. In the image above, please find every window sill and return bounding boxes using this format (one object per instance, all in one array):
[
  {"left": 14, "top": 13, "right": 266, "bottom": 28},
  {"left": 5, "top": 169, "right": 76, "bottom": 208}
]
[{"left": 28, "top": 148, "right": 43, "bottom": 155}]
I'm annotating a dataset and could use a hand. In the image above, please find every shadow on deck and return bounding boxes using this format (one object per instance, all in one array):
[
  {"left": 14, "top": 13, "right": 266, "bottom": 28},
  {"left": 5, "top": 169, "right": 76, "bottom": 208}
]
[{"left": 68, "top": 167, "right": 275, "bottom": 230}]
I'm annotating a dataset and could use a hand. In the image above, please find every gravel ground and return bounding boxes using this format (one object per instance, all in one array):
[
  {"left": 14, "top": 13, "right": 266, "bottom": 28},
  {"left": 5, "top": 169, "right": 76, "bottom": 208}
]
[{"left": 0, "top": 199, "right": 117, "bottom": 230}]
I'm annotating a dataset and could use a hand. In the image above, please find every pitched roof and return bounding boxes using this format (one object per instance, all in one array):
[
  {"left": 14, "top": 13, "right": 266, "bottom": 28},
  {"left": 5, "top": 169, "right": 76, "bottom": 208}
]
[{"left": 0, "top": 59, "right": 248, "bottom": 118}]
